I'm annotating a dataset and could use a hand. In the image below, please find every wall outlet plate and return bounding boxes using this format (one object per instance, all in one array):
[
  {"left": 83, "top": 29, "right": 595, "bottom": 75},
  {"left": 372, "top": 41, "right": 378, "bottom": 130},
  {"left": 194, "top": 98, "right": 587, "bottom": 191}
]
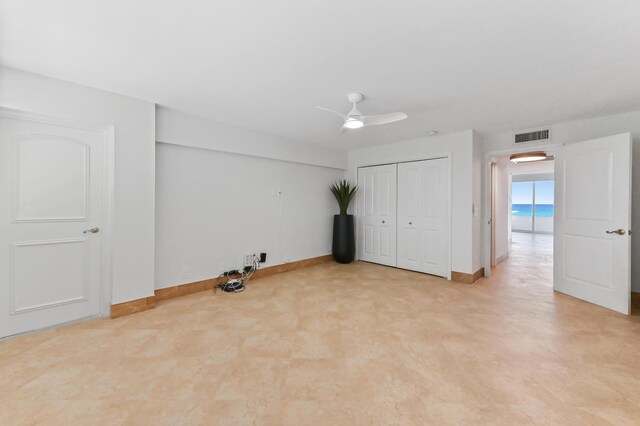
[{"left": 243, "top": 254, "right": 255, "bottom": 267}]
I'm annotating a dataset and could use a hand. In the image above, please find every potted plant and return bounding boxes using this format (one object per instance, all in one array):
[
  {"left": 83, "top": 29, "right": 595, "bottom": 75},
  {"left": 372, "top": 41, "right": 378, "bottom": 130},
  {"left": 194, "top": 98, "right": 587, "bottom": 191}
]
[{"left": 330, "top": 180, "right": 358, "bottom": 263}]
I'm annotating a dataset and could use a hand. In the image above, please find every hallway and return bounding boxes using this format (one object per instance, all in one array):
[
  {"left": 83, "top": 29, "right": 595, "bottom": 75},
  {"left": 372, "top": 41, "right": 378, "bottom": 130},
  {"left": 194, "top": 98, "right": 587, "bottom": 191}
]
[{"left": 496, "top": 232, "right": 553, "bottom": 289}]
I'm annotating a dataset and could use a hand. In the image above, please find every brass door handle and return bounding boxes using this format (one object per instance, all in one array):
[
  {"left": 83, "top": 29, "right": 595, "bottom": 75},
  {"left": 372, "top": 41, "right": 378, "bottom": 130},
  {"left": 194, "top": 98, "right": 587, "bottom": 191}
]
[
  {"left": 606, "top": 229, "right": 625, "bottom": 235},
  {"left": 83, "top": 227, "right": 100, "bottom": 234}
]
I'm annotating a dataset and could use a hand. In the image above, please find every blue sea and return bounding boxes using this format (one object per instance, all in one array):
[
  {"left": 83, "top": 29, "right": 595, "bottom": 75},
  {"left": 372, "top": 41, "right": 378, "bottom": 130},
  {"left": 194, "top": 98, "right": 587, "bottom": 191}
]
[{"left": 512, "top": 204, "right": 554, "bottom": 217}]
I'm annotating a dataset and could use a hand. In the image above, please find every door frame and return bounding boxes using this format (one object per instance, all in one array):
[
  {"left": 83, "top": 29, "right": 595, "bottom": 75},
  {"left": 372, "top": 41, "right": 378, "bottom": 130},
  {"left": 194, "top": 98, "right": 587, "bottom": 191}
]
[
  {"left": 0, "top": 107, "right": 115, "bottom": 318},
  {"left": 483, "top": 143, "right": 562, "bottom": 278},
  {"left": 354, "top": 152, "right": 452, "bottom": 280},
  {"left": 490, "top": 162, "right": 497, "bottom": 267}
]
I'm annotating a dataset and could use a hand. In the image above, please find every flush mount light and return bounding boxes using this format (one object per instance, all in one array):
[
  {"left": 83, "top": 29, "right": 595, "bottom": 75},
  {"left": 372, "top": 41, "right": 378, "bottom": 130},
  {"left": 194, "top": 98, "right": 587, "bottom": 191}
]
[
  {"left": 510, "top": 151, "right": 547, "bottom": 163},
  {"left": 344, "top": 117, "right": 364, "bottom": 129}
]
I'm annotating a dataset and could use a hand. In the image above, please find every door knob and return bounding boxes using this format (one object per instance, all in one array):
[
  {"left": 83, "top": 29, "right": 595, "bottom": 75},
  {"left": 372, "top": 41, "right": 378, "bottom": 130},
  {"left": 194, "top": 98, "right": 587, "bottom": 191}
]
[
  {"left": 83, "top": 227, "right": 100, "bottom": 234},
  {"left": 409, "top": 222, "right": 413, "bottom": 225},
  {"left": 382, "top": 220, "right": 386, "bottom": 224},
  {"left": 606, "top": 228, "right": 625, "bottom": 235}
]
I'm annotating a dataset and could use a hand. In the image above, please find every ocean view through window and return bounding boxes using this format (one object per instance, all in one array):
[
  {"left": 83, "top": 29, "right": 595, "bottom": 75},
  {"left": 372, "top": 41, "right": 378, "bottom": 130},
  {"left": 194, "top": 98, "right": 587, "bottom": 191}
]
[{"left": 512, "top": 180, "right": 554, "bottom": 233}]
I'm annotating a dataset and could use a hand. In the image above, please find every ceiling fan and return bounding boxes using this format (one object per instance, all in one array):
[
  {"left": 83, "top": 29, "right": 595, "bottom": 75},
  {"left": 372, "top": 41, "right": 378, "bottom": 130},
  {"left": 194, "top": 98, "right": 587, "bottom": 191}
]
[{"left": 316, "top": 93, "right": 407, "bottom": 131}]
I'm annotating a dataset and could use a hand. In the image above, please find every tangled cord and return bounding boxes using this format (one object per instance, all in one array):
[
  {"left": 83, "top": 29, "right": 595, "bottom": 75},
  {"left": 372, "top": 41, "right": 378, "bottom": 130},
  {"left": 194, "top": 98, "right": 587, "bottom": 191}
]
[{"left": 216, "top": 257, "right": 260, "bottom": 293}]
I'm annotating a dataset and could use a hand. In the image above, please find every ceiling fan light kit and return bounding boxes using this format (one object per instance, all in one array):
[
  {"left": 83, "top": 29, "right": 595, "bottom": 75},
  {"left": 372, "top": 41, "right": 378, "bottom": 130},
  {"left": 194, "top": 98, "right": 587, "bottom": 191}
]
[
  {"left": 344, "top": 118, "right": 364, "bottom": 129},
  {"left": 316, "top": 92, "right": 407, "bottom": 131}
]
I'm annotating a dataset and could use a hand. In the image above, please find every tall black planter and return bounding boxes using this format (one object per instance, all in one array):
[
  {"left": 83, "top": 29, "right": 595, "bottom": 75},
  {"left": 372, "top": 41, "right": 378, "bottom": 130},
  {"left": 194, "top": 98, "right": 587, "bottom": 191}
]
[{"left": 332, "top": 214, "right": 355, "bottom": 264}]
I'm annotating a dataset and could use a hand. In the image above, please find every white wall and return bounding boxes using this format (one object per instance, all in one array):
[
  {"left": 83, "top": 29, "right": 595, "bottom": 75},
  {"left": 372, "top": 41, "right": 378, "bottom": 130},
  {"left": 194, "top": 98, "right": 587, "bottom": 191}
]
[
  {"left": 348, "top": 130, "right": 477, "bottom": 275},
  {"left": 0, "top": 67, "right": 156, "bottom": 304},
  {"left": 155, "top": 142, "right": 344, "bottom": 289},
  {"left": 483, "top": 109, "right": 640, "bottom": 291},
  {"left": 156, "top": 107, "right": 346, "bottom": 170}
]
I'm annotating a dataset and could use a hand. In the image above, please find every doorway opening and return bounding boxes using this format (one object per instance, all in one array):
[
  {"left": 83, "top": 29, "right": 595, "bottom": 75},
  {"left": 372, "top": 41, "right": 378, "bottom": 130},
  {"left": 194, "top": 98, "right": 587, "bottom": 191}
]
[
  {"left": 485, "top": 134, "right": 632, "bottom": 314},
  {"left": 489, "top": 151, "right": 555, "bottom": 289}
]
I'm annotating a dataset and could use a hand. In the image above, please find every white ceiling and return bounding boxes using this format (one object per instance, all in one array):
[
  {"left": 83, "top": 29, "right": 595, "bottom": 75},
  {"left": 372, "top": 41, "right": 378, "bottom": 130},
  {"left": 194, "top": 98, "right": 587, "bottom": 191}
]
[{"left": 2, "top": 0, "right": 640, "bottom": 150}]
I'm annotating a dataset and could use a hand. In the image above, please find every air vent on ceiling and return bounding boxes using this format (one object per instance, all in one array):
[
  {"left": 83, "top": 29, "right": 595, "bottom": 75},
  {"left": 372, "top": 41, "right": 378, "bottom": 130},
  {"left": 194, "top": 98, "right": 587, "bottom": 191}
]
[{"left": 514, "top": 129, "right": 550, "bottom": 144}]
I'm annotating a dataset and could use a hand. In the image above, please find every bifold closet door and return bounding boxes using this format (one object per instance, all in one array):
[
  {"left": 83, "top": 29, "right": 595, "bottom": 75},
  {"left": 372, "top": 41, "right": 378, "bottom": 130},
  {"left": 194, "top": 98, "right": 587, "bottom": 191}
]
[
  {"left": 357, "top": 164, "right": 397, "bottom": 266},
  {"left": 397, "top": 158, "right": 448, "bottom": 277}
]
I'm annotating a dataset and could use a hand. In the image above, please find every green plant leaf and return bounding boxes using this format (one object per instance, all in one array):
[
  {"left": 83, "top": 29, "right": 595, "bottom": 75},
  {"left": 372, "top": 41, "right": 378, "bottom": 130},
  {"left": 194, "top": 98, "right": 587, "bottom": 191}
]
[{"left": 330, "top": 180, "right": 358, "bottom": 215}]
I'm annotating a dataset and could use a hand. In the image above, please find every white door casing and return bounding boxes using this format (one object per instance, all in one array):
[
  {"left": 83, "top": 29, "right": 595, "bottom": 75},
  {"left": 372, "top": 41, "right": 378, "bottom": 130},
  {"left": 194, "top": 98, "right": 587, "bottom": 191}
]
[
  {"left": 397, "top": 158, "right": 449, "bottom": 277},
  {"left": 0, "top": 115, "right": 105, "bottom": 337},
  {"left": 554, "top": 133, "right": 632, "bottom": 315},
  {"left": 357, "top": 164, "right": 397, "bottom": 266}
]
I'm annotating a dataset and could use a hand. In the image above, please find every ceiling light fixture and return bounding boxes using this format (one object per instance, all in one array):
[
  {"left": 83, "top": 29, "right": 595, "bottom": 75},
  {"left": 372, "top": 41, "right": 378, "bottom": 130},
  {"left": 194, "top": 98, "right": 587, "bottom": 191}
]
[
  {"left": 343, "top": 117, "right": 364, "bottom": 129},
  {"left": 510, "top": 151, "right": 547, "bottom": 163}
]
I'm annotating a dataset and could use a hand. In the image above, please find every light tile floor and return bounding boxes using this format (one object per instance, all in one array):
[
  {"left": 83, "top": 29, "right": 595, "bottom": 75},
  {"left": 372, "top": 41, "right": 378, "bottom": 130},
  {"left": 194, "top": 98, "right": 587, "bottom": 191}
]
[{"left": 1, "top": 235, "right": 640, "bottom": 425}]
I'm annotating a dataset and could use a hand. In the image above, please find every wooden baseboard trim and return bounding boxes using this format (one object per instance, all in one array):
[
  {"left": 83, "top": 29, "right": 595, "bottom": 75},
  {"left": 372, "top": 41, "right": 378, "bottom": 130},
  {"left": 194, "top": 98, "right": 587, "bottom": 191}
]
[
  {"left": 110, "top": 296, "right": 156, "bottom": 319},
  {"left": 251, "top": 254, "right": 333, "bottom": 279},
  {"left": 155, "top": 278, "right": 220, "bottom": 302},
  {"left": 111, "top": 254, "right": 334, "bottom": 318},
  {"left": 495, "top": 253, "right": 509, "bottom": 266},
  {"left": 451, "top": 267, "right": 485, "bottom": 284}
]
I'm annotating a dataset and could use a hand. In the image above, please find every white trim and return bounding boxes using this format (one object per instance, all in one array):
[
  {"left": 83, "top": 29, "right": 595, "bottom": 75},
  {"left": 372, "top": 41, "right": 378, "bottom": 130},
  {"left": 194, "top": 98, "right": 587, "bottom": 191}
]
[
  {"left": 0, "top": 107, "right": 115, "bottom": 318},
  {"left": 101, "top": 125, "right": 115, "bottom": 317},
  {"left": 490, "top": 161, "right": 497, "bottom": 267},
  {"left": 445, "top": 155, "right": 452, "bottom": 280},
  {"left": 12, "top": 134, "right": 91, "bottom": 223},
  {"left": 9, "top": 238, "right": 89, "bottom": 314},
  {"left": 0, "top": 314, "right": 102, "bottom": 341},
  {"left": 0, "top": 107, "right": 110, "bottom": 134},
  {"left": 354, "top": 151, "right": 452, "bottom": 280},
  {"left": 482, "top": 142, "right": 562, "bottom": 277}
]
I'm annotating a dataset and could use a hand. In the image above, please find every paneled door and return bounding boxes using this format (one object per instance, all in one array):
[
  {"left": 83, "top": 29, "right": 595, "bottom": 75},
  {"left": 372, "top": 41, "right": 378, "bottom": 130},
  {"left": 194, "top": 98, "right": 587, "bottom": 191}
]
[
  {"left": 357, "top": 164, "right": 397, "bottom": 266},
  {"left": 397, "top": 158, "right": 449, "bottom": 277},
  {"left": 0, "top": 113, "right": 105, "bottom": 338},
  {"left": 554, "top": 133, "right": 632, "bottom": 314}
]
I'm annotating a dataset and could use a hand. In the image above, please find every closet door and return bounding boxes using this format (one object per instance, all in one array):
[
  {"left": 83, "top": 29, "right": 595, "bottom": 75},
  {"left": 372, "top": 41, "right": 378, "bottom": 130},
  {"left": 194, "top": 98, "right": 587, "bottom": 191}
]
[
  {"left": 357, "top": 164, "right": 397, "bottom": 266},
  {"left": 397, "top": 158, "right": 449, "bottom": 277}
]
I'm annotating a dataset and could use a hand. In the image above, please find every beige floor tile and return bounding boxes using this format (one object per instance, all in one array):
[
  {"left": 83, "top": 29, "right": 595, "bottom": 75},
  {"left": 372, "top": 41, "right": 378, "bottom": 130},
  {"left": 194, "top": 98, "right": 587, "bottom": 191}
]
[
  {"left": 2, "top": 233, "right": 640, "bottom": 424},
  {"left": 185, "top": 399, "right": 284, "bottom": 425},
  {"left": 214, "top": 357, "right": 290, "bottom": 401},
  {"left": 240, "top": 331, "right": 295, "bottom": 358}
]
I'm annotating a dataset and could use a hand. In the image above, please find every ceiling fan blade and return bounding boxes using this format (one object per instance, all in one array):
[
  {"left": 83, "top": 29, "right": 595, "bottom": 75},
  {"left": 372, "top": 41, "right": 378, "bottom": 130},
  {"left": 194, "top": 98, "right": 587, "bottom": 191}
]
[
  {"left": 361, "top": 112, "right": 408, "bottom": 126},
  {"left": 316, "top": 106, "right": 348, "bottom": 120}
]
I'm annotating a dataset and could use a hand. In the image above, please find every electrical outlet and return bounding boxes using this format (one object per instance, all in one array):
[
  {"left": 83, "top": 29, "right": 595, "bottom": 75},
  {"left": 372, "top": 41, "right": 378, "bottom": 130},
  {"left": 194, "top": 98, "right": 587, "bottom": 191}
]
[{"left": 243, "top": 254, "right": 255, "bottom": 267}]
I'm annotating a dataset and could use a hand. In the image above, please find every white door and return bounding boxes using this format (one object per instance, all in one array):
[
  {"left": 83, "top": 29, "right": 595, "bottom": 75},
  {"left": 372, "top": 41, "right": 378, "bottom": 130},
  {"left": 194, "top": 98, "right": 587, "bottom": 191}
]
[
  {"left": 554, "top": 133, "right": 632, "bottom": 314},
  {"left": 357, "top": 164, "right": 397, "bottom": 266},
  {"left": 397, "top": 158, "right": 449, "bottom": 278},
  {"left": 0, "top": 114, "right": 105, "bottom": 338}
]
